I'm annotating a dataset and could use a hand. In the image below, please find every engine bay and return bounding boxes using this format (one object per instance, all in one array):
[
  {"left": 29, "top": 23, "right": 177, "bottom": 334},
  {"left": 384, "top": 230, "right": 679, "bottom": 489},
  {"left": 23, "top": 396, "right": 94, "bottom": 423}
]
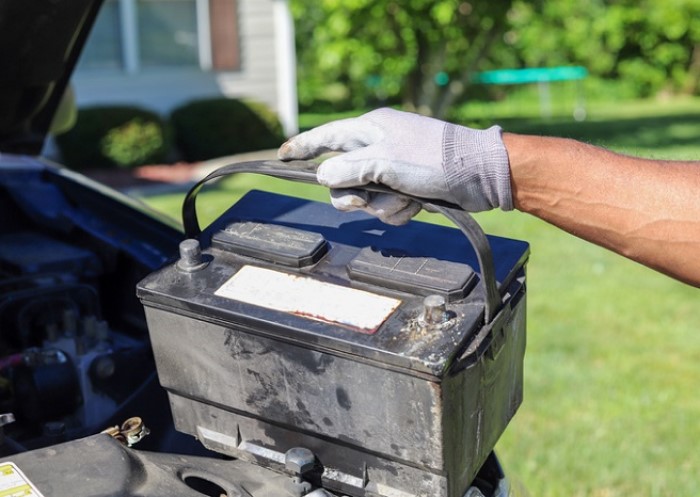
[{"left": 0, "top": 159, "right": 181, "bottom": 454}]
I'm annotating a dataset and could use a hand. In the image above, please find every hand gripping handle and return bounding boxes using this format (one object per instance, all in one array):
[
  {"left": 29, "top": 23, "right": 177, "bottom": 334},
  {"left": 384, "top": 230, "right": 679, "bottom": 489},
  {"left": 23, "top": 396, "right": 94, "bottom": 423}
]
[{"left": 181, "top": 160, "right": 502, "bottom": 324}]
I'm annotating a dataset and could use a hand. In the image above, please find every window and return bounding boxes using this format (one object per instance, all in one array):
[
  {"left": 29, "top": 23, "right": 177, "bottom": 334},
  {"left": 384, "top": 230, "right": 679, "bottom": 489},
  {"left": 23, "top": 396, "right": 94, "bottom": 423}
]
[
  {"left": 138, "top": 0, "right": 199, "bottom": 67},
  {"left": 78, "top": 0, "right": 123, "bottom": 70},
  {"left": 78, "top": 0, "right": 240, "bottom": 73}
]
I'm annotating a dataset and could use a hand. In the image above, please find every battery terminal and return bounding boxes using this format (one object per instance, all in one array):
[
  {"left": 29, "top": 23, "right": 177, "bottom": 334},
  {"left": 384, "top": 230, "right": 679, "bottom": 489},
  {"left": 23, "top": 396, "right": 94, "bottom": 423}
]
[
  {"left": 177, "top": 239, "right": 210, "bottom": 272},
  {"left": 403, "top": 295, "right": 459, "bottom": 338}
]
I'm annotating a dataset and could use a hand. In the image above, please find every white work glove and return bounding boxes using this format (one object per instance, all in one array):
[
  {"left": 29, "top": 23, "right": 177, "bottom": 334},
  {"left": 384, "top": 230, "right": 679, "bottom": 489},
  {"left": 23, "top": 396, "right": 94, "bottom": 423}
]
[{"left": 278, "top": 108, "right": 512, "bottom": 225}]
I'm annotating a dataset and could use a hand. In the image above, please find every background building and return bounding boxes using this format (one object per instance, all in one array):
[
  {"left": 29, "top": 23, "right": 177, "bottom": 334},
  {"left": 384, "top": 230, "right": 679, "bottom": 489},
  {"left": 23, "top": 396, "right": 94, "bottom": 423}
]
[{"left": 72, "top": 0, "right": 298, "bottom": 136}]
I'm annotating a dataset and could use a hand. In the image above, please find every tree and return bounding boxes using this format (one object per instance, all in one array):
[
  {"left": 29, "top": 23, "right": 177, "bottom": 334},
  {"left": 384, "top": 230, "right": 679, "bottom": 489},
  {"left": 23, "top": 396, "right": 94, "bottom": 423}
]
[
  {"left": 293, "top": 0, "right": 700, "bottom": 116},
  {"left": 292, "top": 0, "right": 516, "bottom": 118},
  {"left": 507, "top": 0, "right": 700, "bottom": 96}
]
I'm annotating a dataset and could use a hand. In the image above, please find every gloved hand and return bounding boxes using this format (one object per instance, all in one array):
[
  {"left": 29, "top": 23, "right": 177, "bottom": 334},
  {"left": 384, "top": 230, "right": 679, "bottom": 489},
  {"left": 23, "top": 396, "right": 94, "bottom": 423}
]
[{"left": 278, "top": 108, "right": 513, "bottom": 225}]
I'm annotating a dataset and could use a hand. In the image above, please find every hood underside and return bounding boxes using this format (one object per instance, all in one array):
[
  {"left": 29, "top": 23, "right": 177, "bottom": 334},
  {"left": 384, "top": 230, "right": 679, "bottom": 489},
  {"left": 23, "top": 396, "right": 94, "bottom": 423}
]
[{"left": 0, "top": 0, "right": 102, "bottom": 155}]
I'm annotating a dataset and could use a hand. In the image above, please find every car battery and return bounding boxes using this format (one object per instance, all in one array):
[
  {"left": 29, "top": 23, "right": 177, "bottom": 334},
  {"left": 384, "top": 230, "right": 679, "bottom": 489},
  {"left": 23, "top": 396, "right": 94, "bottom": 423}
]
[{"left": 137, "top": 161, "right": 529, "bottom": 497}]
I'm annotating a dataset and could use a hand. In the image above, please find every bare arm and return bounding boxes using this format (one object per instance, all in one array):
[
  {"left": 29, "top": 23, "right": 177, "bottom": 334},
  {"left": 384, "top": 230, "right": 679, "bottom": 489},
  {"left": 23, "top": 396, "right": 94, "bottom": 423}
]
[{"left": 504, "top": 133, "right": 700, "bottom": 286}]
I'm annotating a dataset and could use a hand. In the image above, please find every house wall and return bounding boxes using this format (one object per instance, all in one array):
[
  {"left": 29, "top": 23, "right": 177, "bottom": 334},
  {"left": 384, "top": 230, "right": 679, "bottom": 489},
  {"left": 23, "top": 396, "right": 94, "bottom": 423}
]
[{"left": 70, "top": 0, "right": 298, "bottom": 137}]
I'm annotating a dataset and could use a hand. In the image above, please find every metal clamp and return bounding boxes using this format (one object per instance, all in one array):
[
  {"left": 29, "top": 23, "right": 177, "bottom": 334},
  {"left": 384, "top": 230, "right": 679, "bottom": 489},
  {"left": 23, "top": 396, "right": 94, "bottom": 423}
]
[
  {"left": 101, "top": 416, "right": 150, "bottom": 447},
  {"left": 181, "top": 159, "right": 501, "bottom": 324}
]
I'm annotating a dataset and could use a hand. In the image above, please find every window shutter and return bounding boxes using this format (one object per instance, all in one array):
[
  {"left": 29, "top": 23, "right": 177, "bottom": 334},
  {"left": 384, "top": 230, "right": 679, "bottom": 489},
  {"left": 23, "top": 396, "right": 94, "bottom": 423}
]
[{"left": 209, "top": 0, "right": 240, "bottom": 71}]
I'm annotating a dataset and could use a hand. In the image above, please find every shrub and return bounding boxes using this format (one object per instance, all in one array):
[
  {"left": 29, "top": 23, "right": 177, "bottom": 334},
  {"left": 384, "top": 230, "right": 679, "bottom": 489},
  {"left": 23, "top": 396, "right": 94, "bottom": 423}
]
[
  {"left": 56, "top": 106, "right": 170, "bottom": 169},
  {"left": 170, "top": 98, "right": 285, "bottom": 161}
]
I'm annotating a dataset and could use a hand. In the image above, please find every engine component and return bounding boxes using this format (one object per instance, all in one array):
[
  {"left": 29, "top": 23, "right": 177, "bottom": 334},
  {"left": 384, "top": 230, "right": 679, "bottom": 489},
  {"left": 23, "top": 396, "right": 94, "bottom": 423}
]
[
  {"left": 138, "top": 186, "right": 529, "bottom": 497},
  {"left": 0, "top": 229, "right": 156, "bottom": 443},
  {"left": 0, "top": 232, "right": 101, "bottom": 277},
  {"left": 0, "top": 413, "right": 15, "bottom": 445},
  {"left": 1, "top": 433, "right": 513, "bottom": 497},
  {"left": 5, "top": 434, "right": 311, "bottom": 497},
  {"left": 12, "top": 349, "right": 80, "bottom": 423},
  {"left": 101, "top": 416, "right": 150, "bottom": 447}
]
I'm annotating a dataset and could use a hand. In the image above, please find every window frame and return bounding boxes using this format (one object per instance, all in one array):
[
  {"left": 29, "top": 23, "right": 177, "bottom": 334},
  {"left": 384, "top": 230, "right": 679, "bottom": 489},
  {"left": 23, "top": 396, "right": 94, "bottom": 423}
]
[{"left": 80, "top": 0, "right": 214, "bottom": 73}]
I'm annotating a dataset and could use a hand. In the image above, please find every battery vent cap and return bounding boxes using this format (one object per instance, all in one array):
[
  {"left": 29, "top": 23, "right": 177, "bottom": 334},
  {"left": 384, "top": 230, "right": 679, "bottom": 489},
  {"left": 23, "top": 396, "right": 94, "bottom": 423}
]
[
  {"left": 348, "top": 246, "right": 476, "bottom": 301},
  {"left": 212, "top": 222, "right": 328, "bottom": 268}
]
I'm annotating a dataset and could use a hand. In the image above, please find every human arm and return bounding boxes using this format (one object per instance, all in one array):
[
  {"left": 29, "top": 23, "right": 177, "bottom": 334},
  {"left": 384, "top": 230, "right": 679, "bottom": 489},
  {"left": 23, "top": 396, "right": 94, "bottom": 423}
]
[
  {"left": 279, "top": 108, "right": 700, "bottom": 286},
  {"left": 504, "top": 133, "right": 700, "bottom": 286}
]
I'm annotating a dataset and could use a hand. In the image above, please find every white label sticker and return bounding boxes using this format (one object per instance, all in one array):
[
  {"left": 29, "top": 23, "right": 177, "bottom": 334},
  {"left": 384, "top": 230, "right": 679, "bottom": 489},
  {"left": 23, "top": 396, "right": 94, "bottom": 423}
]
[
  {"left": 0, "top": 462, "right": 46, "bottom": 497},
  {"left": 215, "top": 265, "right": 401, "bottom": 333}
]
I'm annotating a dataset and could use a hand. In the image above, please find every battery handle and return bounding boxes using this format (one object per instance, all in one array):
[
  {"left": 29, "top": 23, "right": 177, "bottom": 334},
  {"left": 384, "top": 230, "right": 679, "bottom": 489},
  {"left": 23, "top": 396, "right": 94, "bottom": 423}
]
[{"left": 181, "top": 159, "right": 502, "bottom": 324}]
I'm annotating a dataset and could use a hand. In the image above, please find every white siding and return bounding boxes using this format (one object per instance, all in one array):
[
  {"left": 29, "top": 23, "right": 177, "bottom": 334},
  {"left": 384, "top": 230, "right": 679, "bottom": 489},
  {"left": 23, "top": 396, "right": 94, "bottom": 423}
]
[
  {"left": 221, "top": 0, "right": 278, "bottom": 107},
  {"left": 71, "top": 0, "right": 297, "bottom": 136}
]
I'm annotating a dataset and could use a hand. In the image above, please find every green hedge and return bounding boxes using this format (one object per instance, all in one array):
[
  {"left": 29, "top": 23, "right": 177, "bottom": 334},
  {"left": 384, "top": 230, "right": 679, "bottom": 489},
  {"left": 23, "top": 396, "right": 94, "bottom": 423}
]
[
  {"left": 56, "top": 106, "right": 171, "bottom": 169},
  {"left": 170, "top": 98, "right": 285, "bottom": 161}
]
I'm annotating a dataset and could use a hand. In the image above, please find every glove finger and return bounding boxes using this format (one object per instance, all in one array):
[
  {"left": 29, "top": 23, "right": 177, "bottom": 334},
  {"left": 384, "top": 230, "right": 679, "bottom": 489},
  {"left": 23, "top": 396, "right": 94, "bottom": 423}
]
[
  {"left": 278, "top": 117, "right": 381, "bottom": 160},
  {"left": 365, "top": 194, "right": 421, "bottom": 225},
  {"left": 316, "top": 147, "right": 393, "bottom": 188},
  {"left": 329, "top": 190, "right": 420, "bottom": 226},
  {"left": 329, "top": 188, "right": 369, "bottom": 211}
]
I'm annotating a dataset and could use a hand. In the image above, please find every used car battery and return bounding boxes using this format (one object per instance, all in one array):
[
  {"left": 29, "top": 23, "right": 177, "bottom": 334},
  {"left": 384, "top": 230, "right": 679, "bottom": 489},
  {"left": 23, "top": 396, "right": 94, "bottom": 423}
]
[{"left": 137, "top": 161, "right": 529, "bottom": 497}]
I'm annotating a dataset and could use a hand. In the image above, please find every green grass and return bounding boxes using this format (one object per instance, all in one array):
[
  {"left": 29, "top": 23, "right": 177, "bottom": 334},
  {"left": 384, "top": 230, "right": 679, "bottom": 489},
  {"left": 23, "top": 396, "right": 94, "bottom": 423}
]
[
  {"left": 139, "top": 96, "right": 700, "bottom": 497},
  {"left": 298, "top": 109, "right": 366, "bottom": 131},
  {"left": 476, "top": 210, "right": 700, "bottom": 497},
  {"left": 496, "top": 102, "right": 700, "bottom": 161}
]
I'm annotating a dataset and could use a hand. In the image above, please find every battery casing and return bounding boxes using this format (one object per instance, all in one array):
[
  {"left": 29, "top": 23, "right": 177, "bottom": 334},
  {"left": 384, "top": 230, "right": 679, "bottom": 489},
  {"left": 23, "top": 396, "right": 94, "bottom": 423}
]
[{"left": 137, "top": 191, "right": 529, "bottom": 497}]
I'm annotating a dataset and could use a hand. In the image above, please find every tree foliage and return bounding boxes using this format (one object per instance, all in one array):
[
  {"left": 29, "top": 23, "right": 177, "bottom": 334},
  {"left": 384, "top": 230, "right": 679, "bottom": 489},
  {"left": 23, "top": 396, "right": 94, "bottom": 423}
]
[
  {"left": 508, "top": 0, "right": 700, "bottom": 97},
  {"left": 292, "top": 0, "right": 700, "bottom": 114},
  {"left": 292, "top": 0, "right": 515, "bottom": 117}
]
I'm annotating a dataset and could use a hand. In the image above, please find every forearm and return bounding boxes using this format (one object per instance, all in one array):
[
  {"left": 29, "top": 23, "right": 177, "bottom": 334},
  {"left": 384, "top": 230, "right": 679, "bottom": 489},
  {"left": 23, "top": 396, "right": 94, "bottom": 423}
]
[{"left": 503, "top": 133, "right": 700, "bottom": 286}]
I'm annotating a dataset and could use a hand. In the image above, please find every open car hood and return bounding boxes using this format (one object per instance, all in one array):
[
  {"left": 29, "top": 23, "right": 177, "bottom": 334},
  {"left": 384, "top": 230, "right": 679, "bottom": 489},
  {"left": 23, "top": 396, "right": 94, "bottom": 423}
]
[{"left": 0, "top": 0, "right": 102, "bottom": 155}]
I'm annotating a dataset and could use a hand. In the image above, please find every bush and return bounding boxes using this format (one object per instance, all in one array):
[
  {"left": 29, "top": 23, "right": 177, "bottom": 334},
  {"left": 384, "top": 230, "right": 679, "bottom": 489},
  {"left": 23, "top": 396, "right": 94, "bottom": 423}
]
[
  {"left": 170, "top": 98, "right": 285, "bottom": 161},
  {"left": 56, "top": 106, "right": 171, "bottom": 169}
]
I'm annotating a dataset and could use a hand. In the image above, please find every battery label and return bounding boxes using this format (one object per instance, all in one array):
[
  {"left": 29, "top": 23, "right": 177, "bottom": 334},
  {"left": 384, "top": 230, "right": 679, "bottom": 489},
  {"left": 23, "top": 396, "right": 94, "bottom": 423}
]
[
  {"left": 0, "top": 462, "right": 45, "bottom": 497},
  {"left": 215, "top": 265, "right": 401, "bottom": 333}
]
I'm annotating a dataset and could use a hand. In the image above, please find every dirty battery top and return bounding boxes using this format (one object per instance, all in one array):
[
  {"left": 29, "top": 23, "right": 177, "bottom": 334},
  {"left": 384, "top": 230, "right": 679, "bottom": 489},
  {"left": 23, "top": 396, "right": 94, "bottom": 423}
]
[{"left": 138, "top": 190, "right": 529, "bottom": 378}]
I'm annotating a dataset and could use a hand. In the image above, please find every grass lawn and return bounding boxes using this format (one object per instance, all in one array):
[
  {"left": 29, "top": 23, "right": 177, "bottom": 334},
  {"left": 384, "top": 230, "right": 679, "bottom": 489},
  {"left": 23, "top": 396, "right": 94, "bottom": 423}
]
[{"left": 140, "top": 96, "right": 700, "bottom": 497}]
